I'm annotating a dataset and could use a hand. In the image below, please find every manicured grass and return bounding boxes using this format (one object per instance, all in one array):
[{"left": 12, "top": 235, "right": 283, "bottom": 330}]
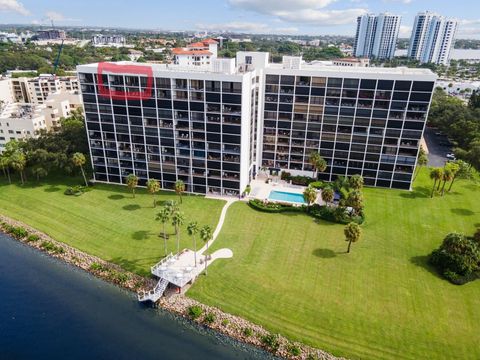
[
  {"left": 0, "top": 176, "right": 225, "bottom": 276},
  {"left": 189, "top": 170, "right": 480, "bottom": 360}
]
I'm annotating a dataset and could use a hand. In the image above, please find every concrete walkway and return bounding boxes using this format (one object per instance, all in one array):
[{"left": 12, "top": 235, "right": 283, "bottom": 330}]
[{"left": 197, "top": 198, "right": 236, "bottom": 254}]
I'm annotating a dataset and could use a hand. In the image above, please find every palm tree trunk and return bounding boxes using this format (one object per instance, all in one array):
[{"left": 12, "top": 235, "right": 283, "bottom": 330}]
[
  {"left": 6, "top": 168, "right": 11, "bottom": 184},
  {"left": 153, "top": 194, "right": 156, "bottom": 208},
  {"left": 20, "top": 171, "right": 24, "bottom": 185},
  {"left": 193, "top": 236, "right": 197, "bottom": 267},
  {"left": 441, "top": 180, "right": 447, "bottom": 196},
  {"left": 347, "top": 240, "right": 352, "bottom": 253},
  {"left": 436, "top": 179, "right": 441, "bottom": 191},
  {"left": 431, "top": 179, "right": 437, "bottom": 198},
  {"left": 176, "top": 226, "right": 180, "bottom": 255},
  {"left": 448, "top": 175, "right": 456, "bottom": 192},
  {"left": 80, "top": 166, "right": 88, "bottom": 187},
  {"left": 205, "top": 241, "right": 209, "bottom": 275},
  {"left": 413, "top": 166, "right": 420, "bottom": 181},
  {"left": 132, "top": 189, "right": 135, "bottom": 198},
  {"left": 163, "top": 223, "right": 167, "bottom": 256}
]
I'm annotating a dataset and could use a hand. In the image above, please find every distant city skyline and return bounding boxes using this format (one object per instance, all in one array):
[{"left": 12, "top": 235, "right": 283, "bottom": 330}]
[{"left": 0, "top": 0, "right": 479, "bottom": 39}]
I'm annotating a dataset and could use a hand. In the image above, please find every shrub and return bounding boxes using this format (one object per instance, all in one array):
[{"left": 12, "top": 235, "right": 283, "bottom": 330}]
[
  {"left": 221, "top": 319, "right": 229, "bottom": 327},
  {"left": 309, "top": 181, "right": 326, "bottom": 189},
  {"left": 287, "top": 343, "right": 301, "bottom": 356},
  {"left": 112, "top": 271, "right": 128, "bottom": 284},
  {"left": 260, "top": 333, "right": 280, "bottom": 352},
  {"left": 26, "top": 234, "right": 40, "bottom": 242},
  {"left": 204, "top": 313, "right": 215, "bottom": 324},
  {"left": 310, "top": 205, "right": 364, "bottom": 225},
  {"left": 429, "top": 232, "right": 480, "bottom": 285},
  {"left": 187, "top": 305, "right": 203, "bottom": 320},
  {"left": 90, "top": 262, "right": 108, "bottom": 272},
  {"left": 40, "top": 241, "right": 64, "bottom": 254},
  {"left": 248, "top": 199, "right": 305, "bottom": 213},
  {"left": 64, "top": 185, "right": 85, "bottom": 196},
  {"left": 242, "top": 327, "right": 253, "bottom": 337},
  {"left": 10, "top": 226, "right": 28, "bottom": 239},
  {"left": 280, "top": 171, "right": 291, "bottom": 180}
]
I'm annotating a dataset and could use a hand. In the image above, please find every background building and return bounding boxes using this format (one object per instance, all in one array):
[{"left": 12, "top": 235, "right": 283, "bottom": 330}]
[
  {"left": 172, "top": 39, "right": 218, "bottom": 67},
  {"left": 77, "top": 48, "right": 436, "bottom": 194},
  {"left": 353, "top": 13, "right": 401, "bottom": 60},
  {"left": 408, "top": 12, "right": 458, "bottom": 65},
  {"left": 92, "top": 34, "right": 126, "bottom": 47},
  {"left": 36, "top": 29, "right": 66, "bottom": 41}
]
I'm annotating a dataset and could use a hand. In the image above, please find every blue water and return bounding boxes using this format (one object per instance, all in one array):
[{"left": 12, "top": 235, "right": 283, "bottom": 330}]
[
  {"left": 268, "top": 190, "right": 306, "bottom": 204},
  {"left": 0, "top": 233, "right": 274, "bottom": 360}
]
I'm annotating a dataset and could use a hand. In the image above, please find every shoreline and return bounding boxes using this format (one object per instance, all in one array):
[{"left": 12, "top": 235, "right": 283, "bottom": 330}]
[{"left": 0, "top": 214, "right": 341, "bottom": 360}]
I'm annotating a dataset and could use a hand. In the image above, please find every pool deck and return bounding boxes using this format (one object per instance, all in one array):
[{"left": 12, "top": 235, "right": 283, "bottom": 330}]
[{"left": 249, "top": 177, "right": 324, "bottom": 205}]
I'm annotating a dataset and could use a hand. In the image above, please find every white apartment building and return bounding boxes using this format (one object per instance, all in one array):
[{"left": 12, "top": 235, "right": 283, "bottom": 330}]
[
  {"left": 172, "top": 39, "right": 218, "bottom": 67},
  {"left": 77, "top": 51, "right": 436, "bottom": 194},
  {"left": 10, "top": 75, "right": 79, "bottom": 104},
  {"left": 42, "top": 91, "right": 83, "bottom": 130},
  {"left": 408, "top": 12, "right": 458, "bottom": 65},
  {"left": 92, "top": 34, "right": 126, "bottom": 47},
  {"left": 354, "top": 13, "right": 401, "bottom": 60},
  {"left": 0, "top": 103, "right": 47, "bottom": 151}
]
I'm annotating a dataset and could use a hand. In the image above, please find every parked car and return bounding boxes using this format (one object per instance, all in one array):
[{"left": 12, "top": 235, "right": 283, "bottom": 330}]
[{"left": 446, "top": 153, "right": 456, "bottom": 160}]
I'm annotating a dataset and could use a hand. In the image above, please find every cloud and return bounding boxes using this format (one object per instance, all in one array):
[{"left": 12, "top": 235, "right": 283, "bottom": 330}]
[
  {"left": 0, "top": 0, "right": 29, "bottom": 16},
  {"left": 196, "top": 21, "right": 299, "bottom": 34},
  {"left": 229, "top": 0, "right": 367, "bottom": 26},
  {"left": 382, "top": 0, "right": 412, "bottom": 4},
  {"left": 399, "top": 25, "right": 411, "bottom": 37},
  {"left": 45, "top": 10, "right": 81, "bottom": 22}
]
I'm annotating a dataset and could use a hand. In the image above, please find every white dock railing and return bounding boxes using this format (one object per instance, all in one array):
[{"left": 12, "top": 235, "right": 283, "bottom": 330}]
[{"left": 137, "top": 278, "right": 169, "bottom": 302}]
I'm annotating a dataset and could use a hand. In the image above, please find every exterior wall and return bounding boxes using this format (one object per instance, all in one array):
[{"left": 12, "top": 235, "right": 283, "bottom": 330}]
[
  {"left": 0, "top": 79, "right": 14, "bottom": 104},
  {"left": 354, "top": 14, "right": 400, "bottom": 60},
  {"left": 77, "top": 64, "right": 255, "bottom": 196},
  {"left": 0, "top": 104, "right": 46, "bottom": 151},
  {"left": 409, "top": 12, "right": 458, "bottom": 65},
  {"left": 42, "top": 91, "right": 82, "bottom": 130},
  {"left": 261, "top": 70, "right": 435, "bottom": 190}
]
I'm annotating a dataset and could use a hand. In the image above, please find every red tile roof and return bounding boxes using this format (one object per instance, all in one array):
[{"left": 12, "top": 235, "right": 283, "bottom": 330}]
[
  {"left": 187, "top": 38, "right": 218, "bottom": 48},
  {"left": 172, "top": 48, "right": 212, "bottom": 56}
]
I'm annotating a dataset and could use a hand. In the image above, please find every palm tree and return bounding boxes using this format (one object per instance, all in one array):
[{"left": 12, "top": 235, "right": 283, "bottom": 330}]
[
  {"left": 72, "top": 152, "right": 88, "bottom": 187},
  {"left": 156, "top": 208, "right": 170, "bottom": 256},
  {"left": 174, "top": 180, "right": 185, "bottom": 203},
  {"left": 187, "top": 221, "right": 199, "bottom": 266},
  {"left": 200, "top": 225, "right": 213, "bottom": 275},
  {"left": 349, "top": 175, "right": 364, "bottom": 190},
  {"left": 440, "top": 168, "right": 453, "bottom": 196},
  {"left": 164, "top": 200, "right": 179, "bottom": 215},
  {"left": 322, "top": 187, "right": 334, "bottom": 207},
  {"left": 344, "top": 222, "right": 361, "bottom": 253},
  {"left": 346, "top": 190, "right": 364, "bottom": 215},
  {"left": 413, "top": 147, "right": 428, "bottom": 181},
  {"left": 146, "top": 179, "right": 161, "bottom": 207},
  {"left": 303, "top": 186, "right": 317, "bottom": 209},
  {"left": 9, "top": 151, "right": 26, "bottom": 185},
  {"left": 126, "top": 173, "right": 139, "bottom": 198},
  {"left": 171, "top": 210, "right": 185, "bottom": 255},
  {"left": 0, "top": 153, "right": 11, "bottom": 184},
  {"left": 308, "top": 152, "right": 326, "bottom": 179},
  {"left": 430, "top": 168, "right": 443, "bottom": 198},
  {"left": 446, "top": 162, "right": 460, "bottom": 192}
]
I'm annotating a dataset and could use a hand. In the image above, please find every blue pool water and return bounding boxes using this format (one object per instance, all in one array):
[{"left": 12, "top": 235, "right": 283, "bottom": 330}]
[{"left": 268, "top": 190, "right": 306, "bottom": 204}]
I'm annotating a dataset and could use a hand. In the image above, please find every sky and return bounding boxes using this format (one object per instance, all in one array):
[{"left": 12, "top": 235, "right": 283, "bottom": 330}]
[{"left": 0, "top": 0, "right": 480, "bottom": 38}]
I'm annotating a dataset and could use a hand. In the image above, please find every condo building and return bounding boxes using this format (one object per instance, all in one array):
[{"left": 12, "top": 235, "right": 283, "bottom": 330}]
[
  {"left": 353, "top": 13, "right": 401, "bottom": 60},
  {"left": 408, "top": 12, "right": 458, "bottom": 65},
  {"left": 77, "top": 49, "right": 436, "bottom": 195}
]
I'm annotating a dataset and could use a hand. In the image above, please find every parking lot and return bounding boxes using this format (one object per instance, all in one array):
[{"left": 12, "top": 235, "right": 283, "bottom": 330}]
[{"left": 423, "top": 127, "right": 453, "bottom": 167}]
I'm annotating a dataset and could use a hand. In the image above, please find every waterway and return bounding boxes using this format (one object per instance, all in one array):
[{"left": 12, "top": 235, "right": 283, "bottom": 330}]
[{"left": 0, "top": 232, "right": 273, "bottom": 360}]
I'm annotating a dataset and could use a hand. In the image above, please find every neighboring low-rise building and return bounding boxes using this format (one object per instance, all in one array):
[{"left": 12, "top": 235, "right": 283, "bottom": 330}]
[
  {"left": 37, "top": 29, "right": 66, "bottom": 41},
  {"left": 0, "top": 103, "right": 47, "bottom": 151},
  {"left": 92, "top": 34, "right": 126, "bottom": 47},
  {"left": 42, "top": 91, "right": 83, "bottom": 130},
  {"left": 333, "top": 58, "right": 370, "bottom": 67},
  {"left": 10, "top": 75, "right": 79, "bottom": 104},
  {"left": 172, "top": 39, "right": 218, "bottom": 67}
]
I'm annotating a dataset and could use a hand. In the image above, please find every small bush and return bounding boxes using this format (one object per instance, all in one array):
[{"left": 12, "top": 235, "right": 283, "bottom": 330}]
[
  {"left": 248, "top": 199, "right": 306, "bottom": 213},
  {"left": 40, "top": 241, "right": 64, "bottom": 254},
  {"left": 90, "top": 262, "right": 108, "bottom": 272},
  {"left": 64, "top": 185, "right": 85, "bottom": 196},
  {"left": 260, "top": 333, "right": 280, "bottom": 352},
  {"left": 242, "top": 327, "right": 253, "bottom": 337},
  {"left": 187, "top": 305, "right": 203, "bottom": 320},
  {"left": 309, "top": 181, "right": 326, "bottom": 189},
  {"left": 288, "top": 343, "right": 301, "bottom": 356},
  {"left": 204, "top": 313, "right": 215, "bottom": 324},
  {"left": 8, "top": 226, "right": 28, "bottom": 239},
  {"left": 112, "top": 271, "right": 128, "bottom": 284},
  {"left": 26, "top": 234, "right": 40, "bottom": 242},
  {"left": 221, "top": 319, "right": 229, "bottom": 327}
]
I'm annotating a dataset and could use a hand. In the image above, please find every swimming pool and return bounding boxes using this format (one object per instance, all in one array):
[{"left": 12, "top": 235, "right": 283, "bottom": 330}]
[{"left": 268, "top": 190, "right": 306, "bottom": 204}]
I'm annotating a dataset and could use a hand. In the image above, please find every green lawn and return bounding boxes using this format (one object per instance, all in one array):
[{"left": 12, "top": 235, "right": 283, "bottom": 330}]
[
  {"left": 188, "top": 170, "right": 480, "bottom": 360},
  {"left": 0, "top": 176, "right": 225, "bottom": 276}
]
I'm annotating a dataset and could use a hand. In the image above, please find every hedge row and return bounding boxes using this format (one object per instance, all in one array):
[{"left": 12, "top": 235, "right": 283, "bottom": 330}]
[{"left": 248, "top": 200, "right": 364, "bottom": 224}]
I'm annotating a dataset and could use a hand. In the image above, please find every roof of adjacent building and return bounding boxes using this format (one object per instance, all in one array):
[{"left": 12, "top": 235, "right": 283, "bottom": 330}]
[{"left": 172, "top": 48, "right": 212, "bottom": 56}]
